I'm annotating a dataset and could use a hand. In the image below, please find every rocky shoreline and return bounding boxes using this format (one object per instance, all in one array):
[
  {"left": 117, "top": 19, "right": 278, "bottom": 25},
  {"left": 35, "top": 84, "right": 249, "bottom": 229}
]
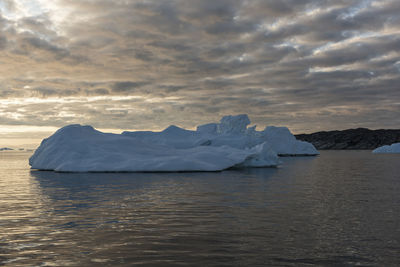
[{"left": 295, "top": 128, "right": 400, "bottom": 150}]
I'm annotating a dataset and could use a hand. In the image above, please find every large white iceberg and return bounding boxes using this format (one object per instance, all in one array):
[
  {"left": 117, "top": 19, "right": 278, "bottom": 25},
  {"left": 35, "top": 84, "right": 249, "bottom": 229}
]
[
  {"left": 372, "top": 143, "right": 400, "bottom": 153},
  {"left": 29, "top": 124, "right": 279, "bottom": 172},
  {"left": 29, "top": 114, "right": 318, "bottom": 172}
]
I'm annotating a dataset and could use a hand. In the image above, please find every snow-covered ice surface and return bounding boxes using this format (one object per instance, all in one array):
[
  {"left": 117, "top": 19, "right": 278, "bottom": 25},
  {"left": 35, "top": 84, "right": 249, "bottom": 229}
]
[
  {"left": 372, "top": 143, "right": 400, "bottom": 154},
  {"left": 29, "top": 114, "right": 318, "bottom": 172}
]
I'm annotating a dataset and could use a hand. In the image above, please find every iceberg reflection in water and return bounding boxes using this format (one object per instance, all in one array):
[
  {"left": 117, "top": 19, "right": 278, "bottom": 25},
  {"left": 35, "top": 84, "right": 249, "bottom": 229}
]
[{"left": 1, "top": 151, "right": 400, "bottom": 266}]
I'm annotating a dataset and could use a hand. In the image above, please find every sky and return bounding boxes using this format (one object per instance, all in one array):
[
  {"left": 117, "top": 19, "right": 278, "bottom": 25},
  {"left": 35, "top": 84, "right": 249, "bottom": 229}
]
[{"left": 1, "top": 0, "right": 400, "bottom": 146}]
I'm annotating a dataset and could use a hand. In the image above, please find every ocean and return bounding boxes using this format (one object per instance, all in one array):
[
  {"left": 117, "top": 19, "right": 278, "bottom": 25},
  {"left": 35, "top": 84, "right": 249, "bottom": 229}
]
[{"left": 1, "top": 151, "right": 399, "bottom": 266}]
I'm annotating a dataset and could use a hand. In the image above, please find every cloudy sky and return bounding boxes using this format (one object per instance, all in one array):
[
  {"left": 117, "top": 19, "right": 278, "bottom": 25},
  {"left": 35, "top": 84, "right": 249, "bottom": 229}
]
[{"left": 1, "top": 0, "right": 400, "bottom": 146}]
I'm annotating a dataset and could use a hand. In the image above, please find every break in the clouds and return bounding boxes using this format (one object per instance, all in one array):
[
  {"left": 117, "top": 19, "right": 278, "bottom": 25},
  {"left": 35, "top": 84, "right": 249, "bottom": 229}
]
[{"left": 1, "top": 0, "right": 400, "bottom": 140}]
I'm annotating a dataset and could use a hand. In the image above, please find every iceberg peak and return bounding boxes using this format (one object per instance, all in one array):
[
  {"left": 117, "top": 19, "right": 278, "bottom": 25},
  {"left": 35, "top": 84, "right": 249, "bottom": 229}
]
[{"left": 218, "top": 114, "right": 250, "bottom": 134}]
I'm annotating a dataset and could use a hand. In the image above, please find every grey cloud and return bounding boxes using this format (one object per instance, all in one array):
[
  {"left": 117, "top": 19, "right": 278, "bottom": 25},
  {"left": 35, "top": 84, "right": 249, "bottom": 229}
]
[
  {"left": 183, "top": 0, "right": 240, "bottom": 19},
  {"left": 17, "top": 15, "right": 57, "bottom": 37},
  {"left": 22, "top": 36, "right": 69, "bottom": 59},
  {"left": 31, "top": 87, "right": 60, "bottom": 97},
  {"left": 158, "top": 85, "right": 186, "bottom": 93},
  {"left": 243, "top": 0, "right": 312, "bottom": 16},
  {"left": 0, "top": 13, "right": 11, "bottom": 29},
  {"left": 70, "top": 34, "right": 117, "bottom": 51},
  {"left": 205, "top": 18, "right": 257, "bottom": 35},
  {"left": 85, "top": 88, "right": 110, "bottom": 95},
  {"left": 203, "top": 77, "right": 235, "bottom": 88},
  {"left": 152, "top": 108, "right": 166, "bottom": 114},
  {"left": 147, "top": 40, "right": 191, "bottom": 52},
  {"left": 309, "top": 70, "right": 374, "bottom": 80},
  {"left": 350, "top": 1, "right": 400, "bottom": 29},
  {"left": 256, "top": 1, "right": 399, "bottom": 46},
  {"left": 133, "top": 1, "right": 191, "bottom": 35},
  {"left": 309, "top": 35, "right": 400, "bottom": 67},
  {"left": 133, "top": 49, "right": 155, "bottom": 62},
  {"left": 111, "top": 81, "right": 149, "bottom": 93},
  {"left": 0, "top": 36, "right": 7, "bottom": 49},
  {"left": 0, "top": 89, "right": 17, "bottom": 98},
  {"left": 32, "top": 87, "right": 80, "bottom": 97},
  {"left": 205, "top": 42, "right": 246, "bottom": 58}
]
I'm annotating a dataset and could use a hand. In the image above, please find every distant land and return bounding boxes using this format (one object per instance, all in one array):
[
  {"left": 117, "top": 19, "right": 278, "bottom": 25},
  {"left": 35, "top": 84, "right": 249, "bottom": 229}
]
[
  {"left": 295, "top": 128, "right": 400, "bottom": 150},
  {"left": 0, "top": 147, "right": 14, "bottom": 151}
]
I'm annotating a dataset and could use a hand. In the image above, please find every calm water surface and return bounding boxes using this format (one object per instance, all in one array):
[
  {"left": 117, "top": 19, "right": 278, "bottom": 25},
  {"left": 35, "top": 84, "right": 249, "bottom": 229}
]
[{"left": 0, "top": 151, "right": 399, "bottom": 266}]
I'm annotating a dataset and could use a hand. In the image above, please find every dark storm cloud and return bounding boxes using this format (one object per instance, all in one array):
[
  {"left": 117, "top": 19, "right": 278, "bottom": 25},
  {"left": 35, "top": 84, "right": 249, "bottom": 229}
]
[{"left": 1, "top": 0, "right": 400, "bottom": 134}]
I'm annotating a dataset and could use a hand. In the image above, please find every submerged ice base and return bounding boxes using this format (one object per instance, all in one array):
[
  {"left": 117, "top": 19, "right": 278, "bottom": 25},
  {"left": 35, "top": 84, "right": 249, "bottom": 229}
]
[{"left": 29, "top": 114, "right": 318, "bottom": 172}]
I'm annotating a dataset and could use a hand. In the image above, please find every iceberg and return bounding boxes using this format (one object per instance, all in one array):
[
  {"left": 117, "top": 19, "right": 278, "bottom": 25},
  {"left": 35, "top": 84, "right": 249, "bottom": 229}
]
[
  {"left": 29, "top": 114, "right": 318, "bottom": 172},
  {"left": 29, "top": 124, "right": 279, "bottom": 172},
  {"left": 372, "top": 143, "right": 400, "bottom": 154}
]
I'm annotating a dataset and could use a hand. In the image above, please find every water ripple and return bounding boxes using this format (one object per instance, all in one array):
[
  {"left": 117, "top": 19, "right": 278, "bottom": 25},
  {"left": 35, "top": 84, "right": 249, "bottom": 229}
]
[{"left": 0, "top": 151, "right": 400, "bottom": 266}]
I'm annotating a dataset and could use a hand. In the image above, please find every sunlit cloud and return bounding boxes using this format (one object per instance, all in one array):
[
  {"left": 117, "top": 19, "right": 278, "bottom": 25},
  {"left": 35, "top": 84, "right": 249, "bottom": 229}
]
[{"left": 0, "top": 125, "right": 57, "bottom": 133}]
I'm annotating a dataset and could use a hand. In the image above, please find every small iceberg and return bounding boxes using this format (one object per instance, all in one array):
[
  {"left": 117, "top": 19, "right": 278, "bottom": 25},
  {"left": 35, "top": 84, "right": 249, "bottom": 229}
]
[
  {"left": 29, "top": 114, "right": 318, "bottom": 172},
  {"left": 372, "top": 143, "right": 400, "bottom": 154}
]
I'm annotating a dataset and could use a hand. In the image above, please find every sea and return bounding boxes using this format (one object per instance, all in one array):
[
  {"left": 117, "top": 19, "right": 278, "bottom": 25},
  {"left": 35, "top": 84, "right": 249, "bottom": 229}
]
[{"left": 0, "top": 150, "right": 399, "bottom": 266}]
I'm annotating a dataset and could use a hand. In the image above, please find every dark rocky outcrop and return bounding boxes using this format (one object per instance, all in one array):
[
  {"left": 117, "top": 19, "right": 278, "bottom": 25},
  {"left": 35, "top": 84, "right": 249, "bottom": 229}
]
[
  {"left": 295, "top": 128, "right": 400, "bottom": 150},
  {"left": 0, "top": 147, "right": 13, "bottom": 151}
]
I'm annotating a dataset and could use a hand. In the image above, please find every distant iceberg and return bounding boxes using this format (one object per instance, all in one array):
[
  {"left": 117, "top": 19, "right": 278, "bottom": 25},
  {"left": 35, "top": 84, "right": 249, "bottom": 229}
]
[
  {"left": 372, "top": 143, "right": 400, "bottom": 154},
  {"left": 29, "top": 114, "right": 318, "bottom": 172}
]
